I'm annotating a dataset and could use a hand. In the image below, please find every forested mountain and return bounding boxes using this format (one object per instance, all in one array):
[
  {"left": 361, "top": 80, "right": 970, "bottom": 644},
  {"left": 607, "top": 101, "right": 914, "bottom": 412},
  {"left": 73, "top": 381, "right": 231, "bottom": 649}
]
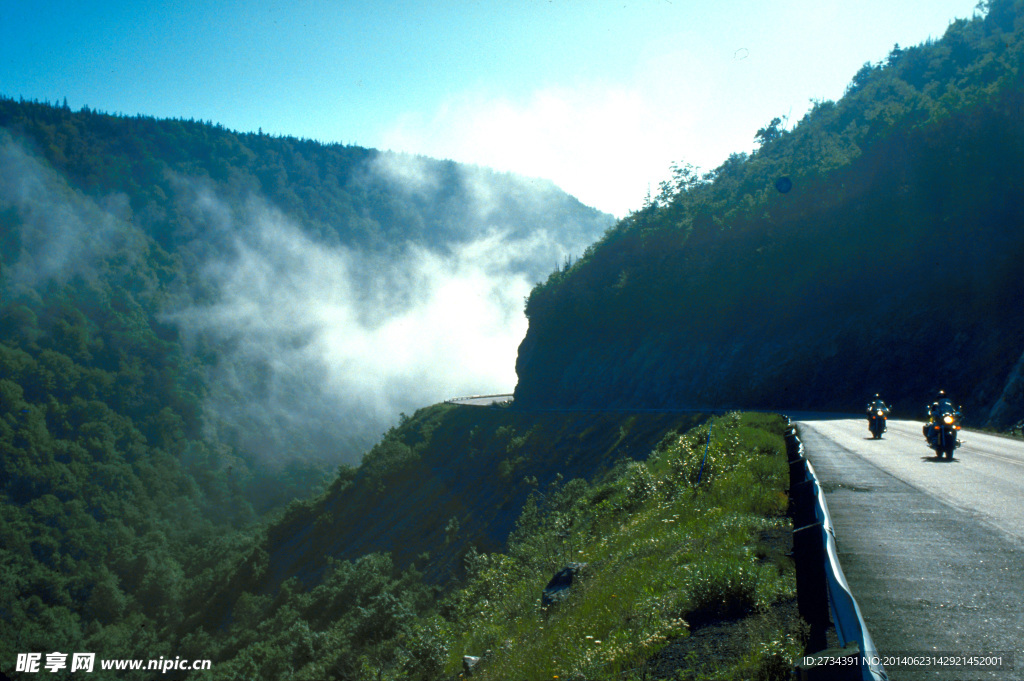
[
  {"left": 0, "top": 96, "right": 610, "bottom": 677},
  {"left": 0, "top": 97, "right": 612, "bottom": 464},
  {"left": 516, "top": 0, "right": 1024, "bottom": 429},
  {"left": 6, "top": 1, "right": 1024, "bottom": 679}
]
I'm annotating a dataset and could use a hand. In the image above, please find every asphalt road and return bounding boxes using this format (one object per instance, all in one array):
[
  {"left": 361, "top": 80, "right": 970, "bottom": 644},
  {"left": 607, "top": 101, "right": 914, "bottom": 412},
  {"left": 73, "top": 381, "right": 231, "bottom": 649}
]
[{"left": 795, "top": 418, "right": 1024, "bottom": 680}]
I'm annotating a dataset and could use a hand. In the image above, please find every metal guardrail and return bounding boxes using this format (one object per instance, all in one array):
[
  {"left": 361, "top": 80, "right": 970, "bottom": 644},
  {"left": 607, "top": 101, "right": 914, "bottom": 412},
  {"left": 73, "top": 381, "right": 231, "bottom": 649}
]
[
  {"left": 786, "top": 424, "right": 888, "bottom": 681},
  {"left": 445, "top": 393, "right": 515, "bottom": 404}
]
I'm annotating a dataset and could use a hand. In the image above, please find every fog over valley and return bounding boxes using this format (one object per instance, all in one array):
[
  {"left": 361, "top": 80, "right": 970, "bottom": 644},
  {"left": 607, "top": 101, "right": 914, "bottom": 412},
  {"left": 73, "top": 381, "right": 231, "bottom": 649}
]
[
  {"left": 0, "top": 123, "right": 613, "bottom": 465},
  {"left": 166, "top": 192, "right": 556, "bottom": 462}
]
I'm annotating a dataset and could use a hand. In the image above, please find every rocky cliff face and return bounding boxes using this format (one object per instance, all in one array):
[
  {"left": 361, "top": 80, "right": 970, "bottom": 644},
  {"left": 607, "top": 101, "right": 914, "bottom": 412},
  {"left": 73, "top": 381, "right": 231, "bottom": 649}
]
[
  {"left": 515, "top": 310, "right": 1024, "bottom": 426},
  {"left": 514, "top": 89, "right": 1024, "bottom": 429}
]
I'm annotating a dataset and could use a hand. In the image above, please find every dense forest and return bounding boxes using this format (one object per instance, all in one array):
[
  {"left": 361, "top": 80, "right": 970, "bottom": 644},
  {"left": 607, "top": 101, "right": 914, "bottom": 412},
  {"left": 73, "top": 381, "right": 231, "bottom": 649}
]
[
  {"left": 5, "top": 1, "right": 1024, "bottom": 679},
  {"left": 0, "top": 93, "right": 609, "bottom": 678},
  {"left": 0, "top": 96, "right": 612, "bottom": 462},
  {"left": 516, "top": 0, "right": 1024, "bottom": 429}
]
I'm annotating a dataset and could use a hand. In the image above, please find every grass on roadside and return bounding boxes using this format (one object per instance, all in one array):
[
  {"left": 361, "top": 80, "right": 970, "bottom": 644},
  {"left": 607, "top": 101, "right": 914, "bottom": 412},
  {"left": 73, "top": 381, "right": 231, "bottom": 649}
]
[{"left": 398, "top": 412, "right": 805, "bottom": 680}]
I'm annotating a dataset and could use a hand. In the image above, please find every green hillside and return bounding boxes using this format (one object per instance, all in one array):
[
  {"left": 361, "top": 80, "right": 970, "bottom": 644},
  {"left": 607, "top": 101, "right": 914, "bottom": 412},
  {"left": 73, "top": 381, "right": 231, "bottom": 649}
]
[
  {"left": 516, "top": 0, "right": 1024, "bottom": 428},
  {"left": 0, "top": 97, "right": 613, "bottom": 461},
  {"left": 0, "top": 98, "right": 608, "bottom": 256},
  {"left": 0, "top": 97, "right": 610, "bottom": 678},
  {"left": 246, "top": 404, "right": 706, "bottom": 590},
  {"left": 176, "top": 407, "right": 799, "bottom": 681}
]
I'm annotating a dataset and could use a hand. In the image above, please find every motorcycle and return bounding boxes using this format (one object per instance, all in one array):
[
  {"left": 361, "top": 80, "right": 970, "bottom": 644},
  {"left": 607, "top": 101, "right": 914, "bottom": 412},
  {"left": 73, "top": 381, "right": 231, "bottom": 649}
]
[
  {"left": 868, "top": 409, "right": 887, "bottom": 439},
  {"left": 927, "top": 407, "right": 962, "bottom": 459}
]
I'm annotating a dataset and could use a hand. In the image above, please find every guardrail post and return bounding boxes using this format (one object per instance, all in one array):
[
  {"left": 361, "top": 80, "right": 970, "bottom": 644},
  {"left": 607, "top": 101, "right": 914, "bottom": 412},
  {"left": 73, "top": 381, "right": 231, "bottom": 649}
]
[
  {"left": 793, "top": 522, "right": 830, "bottom": 653},
  {"left": 790, "top": 479, "right": 818, "bottom": 529},
  {"left": 785, "top": 426, "right": 801, "bottom": 461},
  {"left": 789, "top": 456, "right": 808, "bottom": 493}
]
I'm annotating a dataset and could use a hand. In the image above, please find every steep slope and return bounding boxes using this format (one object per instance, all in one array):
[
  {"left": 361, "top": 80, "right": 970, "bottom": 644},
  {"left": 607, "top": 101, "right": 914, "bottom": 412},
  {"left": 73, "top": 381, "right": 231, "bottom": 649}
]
[
  {"left": 155, "top": 403, "right": 711, "bottom": 678},
  {"left": 515, "top": 0, "right": 1024, "bottom": 428},
  {"left": 195, "top": 411, "right": 801, "bottom": 681},
  {"left": 205, "top": 404, "right": 705, "bottom": 600}
]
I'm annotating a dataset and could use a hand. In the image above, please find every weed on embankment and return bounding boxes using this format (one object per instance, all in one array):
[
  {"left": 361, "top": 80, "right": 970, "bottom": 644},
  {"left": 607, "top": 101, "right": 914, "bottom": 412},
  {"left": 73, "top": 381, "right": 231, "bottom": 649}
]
[{"left": 400, "top": 412, "right": 805, "bottom": 680}]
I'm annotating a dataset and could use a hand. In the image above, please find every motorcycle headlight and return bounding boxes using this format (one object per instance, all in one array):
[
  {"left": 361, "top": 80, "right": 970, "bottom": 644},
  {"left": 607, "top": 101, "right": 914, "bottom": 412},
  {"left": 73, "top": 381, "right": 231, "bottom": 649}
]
[
  {"left": 943, "top": 415, "right": 954, "bottom": 424},
  {"left": 877, "top": 410, "right": 884, "bottom": 416}
]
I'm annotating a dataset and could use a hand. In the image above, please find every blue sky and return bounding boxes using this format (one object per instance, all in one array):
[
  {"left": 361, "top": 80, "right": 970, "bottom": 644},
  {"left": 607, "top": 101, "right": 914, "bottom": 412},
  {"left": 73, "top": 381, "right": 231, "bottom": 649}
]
[{"left": 1, "top": 0, "right": 982, "bottom": 216}]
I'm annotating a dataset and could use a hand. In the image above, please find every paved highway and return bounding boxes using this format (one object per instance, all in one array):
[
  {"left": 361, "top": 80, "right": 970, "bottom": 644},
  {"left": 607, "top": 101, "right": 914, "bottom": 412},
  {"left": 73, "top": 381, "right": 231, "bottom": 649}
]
[{"left": 795, "top": 418, "right": 1024, "bottom": 680}]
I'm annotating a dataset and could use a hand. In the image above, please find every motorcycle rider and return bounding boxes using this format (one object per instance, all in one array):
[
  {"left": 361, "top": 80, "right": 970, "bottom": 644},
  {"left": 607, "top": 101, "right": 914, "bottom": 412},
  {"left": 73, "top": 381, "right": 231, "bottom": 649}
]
[
  {"left": 923, "top": 390, "right": 960, "bottom": 442},
  {"left": 866, "top": 394, "right": 890, "bottom": 436},
  {"left": 866, "top": 393, "right": 890, "bottom": 417}
]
